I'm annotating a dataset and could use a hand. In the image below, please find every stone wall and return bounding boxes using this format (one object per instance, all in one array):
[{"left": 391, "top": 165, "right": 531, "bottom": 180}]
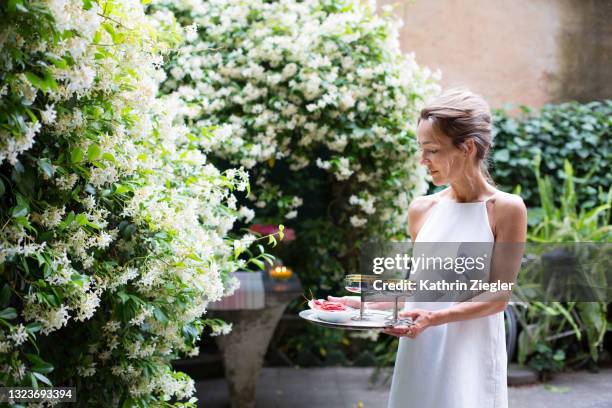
[{"left": 378, "top": 0, "right": 612, "bottom": 108}]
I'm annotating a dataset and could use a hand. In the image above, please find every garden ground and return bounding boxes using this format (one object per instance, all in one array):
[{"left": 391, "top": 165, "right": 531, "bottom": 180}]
[{"left": 195, "top": 366, "right": 612, "bottom": 408}]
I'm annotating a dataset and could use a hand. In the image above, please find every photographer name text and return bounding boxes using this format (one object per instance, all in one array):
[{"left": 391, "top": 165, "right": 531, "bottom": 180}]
[{"left": 373, "top": 279, "right": 514, "bottom": 293}]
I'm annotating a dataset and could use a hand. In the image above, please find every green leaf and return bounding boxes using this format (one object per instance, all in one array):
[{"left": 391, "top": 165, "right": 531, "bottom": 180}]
[
  {"left": 43, "top": 70, "right": 58, "bottom": 92},
  {"left": 249, "top": 258, "right": 264, "bottom": 269},
  {"left": 75, "top": 213, "right": 88, "bottom": 226},
  {"left": 543, "top": 385, "right": 570, "bottom": 393},
  {"left": 0, "top": 285, "right": 11, "bottom": 308},
  {"left": 117, "top": 291, "right": 129, "bottom": 304},
  {"left": 494, "top": 149, "right": 509, "bottom": 162},
  {"left": 46, "top": 54, "right": 68, "bottom": 69},
  {"left": 0, "top": 178, "right": 5, "bottom": 198},
  {"left": 33, "top": 372, "right": 52, "bottom": 386},
  {"left": 87, "top": 144, "right": 101, "bottom": 161},
  {"left": 102, "top": 152, "right": 116, "bottom": 162},
  {"left": 0, "top": 307, "right": 17, "bottom": 320},
  {"left": 26, "top": 322, "right": 43, "bottom": 334},
  {"left": 268, "top": 235, "right": 277, "bottom": 247},
  {"left": 37, "top": 159, "right": 55, "bottom": 178},
  {"left": 153, "top": 307, "right": 168, "bottom": 325},
  {"left": 27, "top": 356, "right": 54, "bottom": 374},
  {"left": 11, "top": 204, "right": 28, "bottom": 218},
  {"left": 278, "top": 224, "right": 285, "bottom": 241},
  {"left": 14, "top": 216, "right": 35, "bottom": 232},
  {"left": 59, "top": 211, "right": 75, "bottom": 229},
  {"left": 25, "top": 71, "right": 43, "bottom": 89},
  {"left": 7, "top": 0, "right": 19, "bottom": 13},
  {"left": 234, "top": 246, "right": 243, "bottom": 258},
  {"left": 70, "top": 148, "right": 84, "bottom": 163},
  {"left": 114, "top": 184, "right": 131, "bottom": 194},
  {"left": 30, "top": 372, "right": 38, "bottom": 388}
]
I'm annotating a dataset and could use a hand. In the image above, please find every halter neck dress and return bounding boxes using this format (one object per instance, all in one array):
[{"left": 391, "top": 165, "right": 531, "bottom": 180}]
[{"left": 387, "top": 194, "right": 508, "bottom": 408}]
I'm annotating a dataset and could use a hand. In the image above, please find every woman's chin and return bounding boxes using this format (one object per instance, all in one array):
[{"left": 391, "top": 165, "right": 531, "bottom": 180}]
[{"left": 430, "top": 176, "right": 446, "bottom": 186}]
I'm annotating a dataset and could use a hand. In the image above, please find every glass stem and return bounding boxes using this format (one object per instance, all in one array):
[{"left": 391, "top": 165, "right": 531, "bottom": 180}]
[
  {"left": 360, "top": 289, "right": 364, "bottom": 319},
  {"left": 394, "top": 296, "right": 399, "bottom": 323}
]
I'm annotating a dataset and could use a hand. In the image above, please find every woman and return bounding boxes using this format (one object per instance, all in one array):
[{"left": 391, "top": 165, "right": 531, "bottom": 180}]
[{"left": 330, "top": 88, "right": 527, "bottom": 408}]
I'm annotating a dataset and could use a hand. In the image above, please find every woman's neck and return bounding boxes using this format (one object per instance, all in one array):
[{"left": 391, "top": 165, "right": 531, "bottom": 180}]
[{"left": 447, "top": 173, "right": 494, "bottom": 203}]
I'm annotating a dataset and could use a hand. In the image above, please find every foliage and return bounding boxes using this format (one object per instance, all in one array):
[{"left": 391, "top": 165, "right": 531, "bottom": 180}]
[
  {"left": 513, "top": 157, "right": 611, "bottom": 375},
  {"left": 0, "top": 0, "right": 254, "bottom": 405},
  {"left": 491, "top": 101, "right": 611, "bottom": 211},
  {"left": 152, "top": 0, "right": 440, "bottom": 294},
  {"left": 527, "top": 156, "right": 612, "bottom": 241}
]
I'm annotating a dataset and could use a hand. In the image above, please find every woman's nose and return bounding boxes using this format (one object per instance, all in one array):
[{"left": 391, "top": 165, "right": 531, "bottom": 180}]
[{"left": 419, "top": 153, "right": 428, "bottom": 165}]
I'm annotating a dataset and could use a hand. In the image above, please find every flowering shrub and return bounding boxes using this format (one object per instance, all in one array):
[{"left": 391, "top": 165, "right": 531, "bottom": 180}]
[
  {"left": 154, "top": 0, "right": 439, "bottom": 289},
  {"left": 0, "top": 0, "right": 254, "bottom": 405}
]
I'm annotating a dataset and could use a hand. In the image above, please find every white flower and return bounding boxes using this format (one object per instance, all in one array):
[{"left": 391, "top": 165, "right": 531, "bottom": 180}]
[
  {"left": 238, "top": 206, "right": 255, "bottom": 223},
  {"left": 78, "top": 362, "right": 96, "bottom": 377},
  {"left": 41, "top": 206, "right": 65, "bottom": 228},
  {"left": 315, "top": 158, "right": 331, "bottom": 170},
  {"left": 185, "top": 22, "right": 198, "bottom": 41},
  {"left": 14, "top": 363, "right": 26, "bottom": 380},
  {"left": 285, "top": 210, "right": 297, "bottom": 219},
  {"left": 281, "top": 63, "right": 298, "bottom": 79},
  {"left": 210, "top": 321, "right": 232, "bottom": 336},
  {"left": 233, "top": 234, "right": 256, "bottom": 254},
  {"left": 9, "top": 324, "right": 28, "bottom": 346},
  {"left": 0, "top": 340, "right": 12, "bottom": 353},
  {"left": 41, "top": 104, "right": 57, "bottom": 124},
  {"left": 129, "top": 307, "right": 153, "bottom": 327},
  {"left": 40, "top": 305, "right": 70, "bottom": 335},
  {"left": 335, "top": 157, "right": 353, "bottom": 180},
  {"left": 291, "top": 196, "right": 303, "bottom": 208},
  {"left": 227, "top": 194, "right": 237, "bottom": 210},
  {"left": 339, "top": 91, "right": 356, "bottom": 111},
  {"left": 55, "top": 173, "right": 78, "bottom": 191},
  {"left": 350, "top": 215, "right": 367, "bottom": 228},
  {"left": 75, "top": 291, "right": 100, "bottom": 322},
  {"left": 104, "top": 320, "right": 121, "bottom": 334}
]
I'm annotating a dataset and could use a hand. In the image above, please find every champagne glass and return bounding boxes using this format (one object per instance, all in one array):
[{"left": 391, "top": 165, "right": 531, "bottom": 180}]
[
  {"left": 344, "top": 274, "right": 375, "bottom": 321},
  {"left": 379, "top": 278, "right": 414, "bottom": 326}
]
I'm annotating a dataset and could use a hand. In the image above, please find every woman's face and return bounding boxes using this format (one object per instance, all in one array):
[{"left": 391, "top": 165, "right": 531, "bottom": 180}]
[{"left": 416, "top": 119, "right": 469, "bottom": 186}]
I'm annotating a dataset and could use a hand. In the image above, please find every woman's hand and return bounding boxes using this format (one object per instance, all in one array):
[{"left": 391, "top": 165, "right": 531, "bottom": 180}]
[
  {"left": 327, "top": 295, "right": 361, "bottom": 309},
  {"left": 382, "top": 309, "right": 437, "bottom": 339}
]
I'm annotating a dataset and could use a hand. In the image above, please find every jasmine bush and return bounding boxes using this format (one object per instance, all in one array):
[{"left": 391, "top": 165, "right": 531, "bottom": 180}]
[
  {"left": 0, "top": 0, "right": 252, "bottom": 405},
  {"left": 154, "top": 0, "right": 440, "bottom": 290}
]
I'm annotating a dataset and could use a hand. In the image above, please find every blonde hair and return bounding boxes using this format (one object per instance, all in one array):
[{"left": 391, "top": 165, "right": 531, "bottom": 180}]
[{"left": 418, "top": 88, "right": 495, "bottom": 185}]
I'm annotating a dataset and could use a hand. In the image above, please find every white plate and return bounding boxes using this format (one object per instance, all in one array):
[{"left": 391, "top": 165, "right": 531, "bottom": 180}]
[
  {"left": 307, "top": 299, "right": 357, "bottom": 323},
  {"left": 299, "top": 309, "right": 405, "bottom": 330}
]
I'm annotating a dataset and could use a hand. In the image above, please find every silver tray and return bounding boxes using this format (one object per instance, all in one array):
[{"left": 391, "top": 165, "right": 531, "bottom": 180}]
[{"left": 299, "top": 309, "right": 412, "bottom": 331}]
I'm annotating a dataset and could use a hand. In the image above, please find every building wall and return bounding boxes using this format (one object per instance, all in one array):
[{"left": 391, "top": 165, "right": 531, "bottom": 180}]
[{"left": 378, "top": 0, "right": 612, "bottom": 108}]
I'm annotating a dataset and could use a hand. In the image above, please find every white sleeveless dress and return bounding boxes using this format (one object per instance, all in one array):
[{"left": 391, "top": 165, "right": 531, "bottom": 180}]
[{"left": 387, "top": 195, "right": 508, "bottom": 408}]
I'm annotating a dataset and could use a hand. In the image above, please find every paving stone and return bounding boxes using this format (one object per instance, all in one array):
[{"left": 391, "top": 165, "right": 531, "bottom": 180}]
[{"left": 196, "top": 366, "right": 612, "bottom": 408}]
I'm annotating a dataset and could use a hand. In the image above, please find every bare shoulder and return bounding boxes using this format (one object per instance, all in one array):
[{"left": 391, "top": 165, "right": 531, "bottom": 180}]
[
  {"left": 407, "top": 193, "right": 440, "bottom": 239},
  {"left": 490, "top": 190, "right": 527, "bottom": 241},
  {"left": 408, "top": 193, "right": 439, "bottom": 217},
  {"left": 491, "top": 190, "right": 527, "bottom": 214}
]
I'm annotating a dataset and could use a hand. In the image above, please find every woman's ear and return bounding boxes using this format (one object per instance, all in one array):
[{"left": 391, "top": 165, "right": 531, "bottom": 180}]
[{"left": 463, "top": 139, "right": 476, "bottom": 157}]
